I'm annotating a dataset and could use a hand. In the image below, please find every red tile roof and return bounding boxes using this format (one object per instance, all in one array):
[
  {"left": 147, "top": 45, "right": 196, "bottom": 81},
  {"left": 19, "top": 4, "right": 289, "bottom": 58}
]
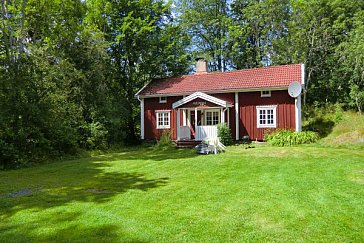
[{"left": 137, "top": 64, "right": 302, "bottom": 96}]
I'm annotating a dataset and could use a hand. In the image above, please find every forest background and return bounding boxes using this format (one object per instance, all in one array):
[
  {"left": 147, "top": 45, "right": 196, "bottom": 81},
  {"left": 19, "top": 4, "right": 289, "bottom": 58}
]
[{"left": 1, "top": 0, "right": 363, "bottom": 168}]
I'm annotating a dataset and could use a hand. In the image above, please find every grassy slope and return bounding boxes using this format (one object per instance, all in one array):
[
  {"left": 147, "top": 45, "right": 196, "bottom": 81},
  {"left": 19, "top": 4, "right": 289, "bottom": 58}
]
[
  {"left": 1, "top": 145, "right": 364, "bottom": 242},
  {"left": 321, "top": 112, "right": 364, "bottom": 146}
]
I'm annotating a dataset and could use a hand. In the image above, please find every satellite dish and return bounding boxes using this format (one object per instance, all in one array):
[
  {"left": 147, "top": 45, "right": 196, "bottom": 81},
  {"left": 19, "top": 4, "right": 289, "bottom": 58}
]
[{"left": 288, "top": 81, "right": 302, "bottom": 98}]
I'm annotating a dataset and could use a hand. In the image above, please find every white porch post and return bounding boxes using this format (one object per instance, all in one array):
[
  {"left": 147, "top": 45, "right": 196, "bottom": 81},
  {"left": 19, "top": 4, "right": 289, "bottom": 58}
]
[
  {"left": 235, "top": 92, "right": 239, "bottom": 140},
  {"left": 195, "top": 108, "right": 197, "bottom": 140},
  {"left": 177, "top": 108, "right": 181, "bottom": 140},
  {"left": 140, "top": 98, "right": 144, "bottom": 139},
  {"left": 221, "top": 108, "right": 225, "bottom": 123},
  {"left": 182, "top": 109, "right": 187, "bottom": 126}
]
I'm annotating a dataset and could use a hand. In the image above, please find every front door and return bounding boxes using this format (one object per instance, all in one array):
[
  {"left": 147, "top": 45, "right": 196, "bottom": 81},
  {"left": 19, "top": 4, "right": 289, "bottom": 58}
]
[{"left": 190, "top": 110, "right": 202, "bottom": 139}]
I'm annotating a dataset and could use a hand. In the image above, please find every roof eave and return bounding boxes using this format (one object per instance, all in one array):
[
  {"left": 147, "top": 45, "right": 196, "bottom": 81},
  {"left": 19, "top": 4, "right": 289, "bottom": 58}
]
[{"left": 138, "top": 86, "right": 291, "bottom": 98}]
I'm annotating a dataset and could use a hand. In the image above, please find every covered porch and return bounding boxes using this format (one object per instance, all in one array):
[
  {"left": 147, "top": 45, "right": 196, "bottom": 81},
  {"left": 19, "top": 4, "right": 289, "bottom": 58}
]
[{"left": 172, "top": 92, "right": 232, "bottom": 141}]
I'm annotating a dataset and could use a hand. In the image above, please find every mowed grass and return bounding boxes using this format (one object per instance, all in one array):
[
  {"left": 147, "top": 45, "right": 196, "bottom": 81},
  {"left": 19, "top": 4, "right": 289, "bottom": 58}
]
[{"left": 1, "top": 145, "right": 364, "bottom": 242}]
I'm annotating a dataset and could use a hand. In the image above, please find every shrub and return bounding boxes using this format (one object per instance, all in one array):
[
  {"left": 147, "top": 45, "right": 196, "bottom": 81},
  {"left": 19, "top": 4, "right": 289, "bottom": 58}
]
[
  {"left": 87, "top": 122, "right": 109, "bottom": 150},
  {"left": 79, "top": 121, "right": 108, "bottom": 150},
  {"left": 156, "top": 130, "right": 173, "bottom": 149},
  {"left": 265, "top": 130, "right": 319, "bottom": 146},
  {"left": 334, "top": 103, "right": 344, "bottom": 123},
  {"left": 217, "top": 123, "right": 233, "bottom": 145}
]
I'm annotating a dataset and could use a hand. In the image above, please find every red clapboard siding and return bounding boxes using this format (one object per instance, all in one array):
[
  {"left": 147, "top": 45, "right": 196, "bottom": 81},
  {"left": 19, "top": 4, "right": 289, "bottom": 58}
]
[
  {"left": 239, "top": 90, "right": 295, "bottom": 141},
  {"left": 211, "top": 93, "right": 236, "bottom": 140},
  {"left": 144, "top": 96, "right": 182, "bottom": 140}
]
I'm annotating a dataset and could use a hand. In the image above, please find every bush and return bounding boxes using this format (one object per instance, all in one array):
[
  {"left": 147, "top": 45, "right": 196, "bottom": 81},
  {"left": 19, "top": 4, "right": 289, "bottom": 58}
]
[
  {"left": 217, "top": 123, "right": 233, "bottom": 145},
  {"left": 87, "top": 122, "right": 108, "bottom": 150},
  {"left": 156, "top": 130, "right": 173, "bottom": 149},
  {"left": 265, "top": 130, "right": 319, "bottom": 146}
]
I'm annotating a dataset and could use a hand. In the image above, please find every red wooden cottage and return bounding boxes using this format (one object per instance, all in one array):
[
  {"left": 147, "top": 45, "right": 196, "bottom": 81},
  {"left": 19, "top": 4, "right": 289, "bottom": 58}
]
[{"left": 136, "top": 59, "right": 304, "bottom": 142}]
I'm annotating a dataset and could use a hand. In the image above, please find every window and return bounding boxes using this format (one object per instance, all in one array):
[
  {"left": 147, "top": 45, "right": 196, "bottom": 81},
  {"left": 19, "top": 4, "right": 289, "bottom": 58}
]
[
  {"left": 256, "top": 106, "right": 277, "bottom": 128},
  {"left": 205, "top": 110, "right": 219, "bottom": 125},
  {"left": 156, "top": 111, "right": 170, "bottom": 129},
  {"left": 261, "top": 90, "right": 271, "bottom": 97},
  {"left": 159, "top": 96, "right": 167, "bottom": 103}
]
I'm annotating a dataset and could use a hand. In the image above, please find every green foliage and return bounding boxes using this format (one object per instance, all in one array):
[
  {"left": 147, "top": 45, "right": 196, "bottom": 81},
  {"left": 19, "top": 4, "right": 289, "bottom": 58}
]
[
  {"left": 337, "top": 11, "right": 364, "bottom": 113},
  {"left": 82, "top": 122, "right": 109, "bottom": 150},
  {"left": 334, "top": 103, "right": 344, "bottom": 123},
  {"left": 265, "top": 130, "right": 319, "bottom": 146},
  {"left": 156, "top": 130, "right": 174, "bottom": 149},
  {"left": 321, "top": 111, "right": 364, "bottom": 146},
  {"left": 217, "top": 123, "right": 233, "bottom": 145},
  {"left": 177, "top": 0, "right": 231, "bottom": 71},
  {"left": 1, "top": 0, "right": 363, "bottom": 169},
  {"left": 303, "top": 104, "right": 344, "bottom": 137},
  {"left": 0, "top": 0, "right": 189, "bottom": 169}
]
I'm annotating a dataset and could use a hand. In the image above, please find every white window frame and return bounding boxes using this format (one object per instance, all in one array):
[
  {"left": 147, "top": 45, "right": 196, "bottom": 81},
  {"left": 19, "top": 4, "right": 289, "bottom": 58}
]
[
  {"left": 205, "top": 109, "right": 220, "bottom": 126},
  {"left": 156, "top": 111, "right": 170, "bottom": 129},
  {"left": 256, "top": 106, "right": 277, "bottom": 128},
  {"left": 261, "top": 90, "right": 271, "bottom": 97},
  {"left": 159, "top": 96, "right": 167, "bottom": 103}
]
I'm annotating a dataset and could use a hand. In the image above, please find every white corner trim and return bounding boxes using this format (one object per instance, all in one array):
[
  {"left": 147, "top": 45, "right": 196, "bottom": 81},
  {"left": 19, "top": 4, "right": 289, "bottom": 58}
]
[
  {"left": 235, "top": 92, "right": 239, "bottom": 140},
  {"left": 295, "top": 95, "right": 302, "bottom": 132},
  {"left": 140, "top": 98, "right": 144, "bottom": 139},
  {"left": 172, "top": 92, "right": 231, "bottom": 109},
  {"left": 301, "top": 64, "right": 305, "bottom": 85}
]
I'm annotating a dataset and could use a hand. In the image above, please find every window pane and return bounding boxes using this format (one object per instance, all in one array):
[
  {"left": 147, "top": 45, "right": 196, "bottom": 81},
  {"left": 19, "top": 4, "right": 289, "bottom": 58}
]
[
  {"left": 157, "top": 112, "right": 170, "bottom": 128},
  {"left": 257, "top": 108, "right": 275, "bottom": 127}
]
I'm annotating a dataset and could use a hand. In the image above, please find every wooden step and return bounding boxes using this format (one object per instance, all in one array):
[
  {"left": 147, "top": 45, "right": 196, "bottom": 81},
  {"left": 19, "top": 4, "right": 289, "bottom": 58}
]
[{"left": 175, "top": 140, "right": 202, "bottom": 148}]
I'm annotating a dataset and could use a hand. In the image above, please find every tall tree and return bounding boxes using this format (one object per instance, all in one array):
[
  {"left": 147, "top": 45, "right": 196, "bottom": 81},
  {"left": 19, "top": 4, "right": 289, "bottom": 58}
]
[
  {"left": 104, "top": 0, "right": 190, "bottom": 143},
  {"left": 337, "top": 10, "right": 364, "bottom": 113},
  {"left": 177, "top": 0, "right": 231, "bottom": 71},
  {"left": 230, "top": 0, "right": 291, "bottom": 69},
  {"left": 288, "top": 0, "right": 364, "bottom": 105}
]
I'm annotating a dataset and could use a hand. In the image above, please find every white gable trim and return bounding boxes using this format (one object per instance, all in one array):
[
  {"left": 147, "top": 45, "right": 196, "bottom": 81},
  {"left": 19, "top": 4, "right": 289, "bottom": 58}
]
[
  {"left": 135, "top": 80, "right": 152, "bottom": 97},
  {"left": 172, "top": 92, "right": 231, "bottom": 109}
]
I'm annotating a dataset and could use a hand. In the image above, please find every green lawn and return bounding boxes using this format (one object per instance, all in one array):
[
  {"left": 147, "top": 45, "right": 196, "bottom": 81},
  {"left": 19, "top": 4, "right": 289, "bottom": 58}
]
[{"left": 1, "top": 145, "right": 364, "bottom": 242}]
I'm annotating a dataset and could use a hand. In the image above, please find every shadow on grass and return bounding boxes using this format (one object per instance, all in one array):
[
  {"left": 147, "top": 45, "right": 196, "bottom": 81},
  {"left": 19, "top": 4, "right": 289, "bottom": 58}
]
[
  {"left": 0, "top": 146, "right": 199, "bottom": 241},
  {"left": 303, "top": 118, "right": 335, "bottom": 138},
  {"left": 90, "top": 146, "right": 199, "bottom": 162},
  {"left": 0, "top": 162, "right": 168, "bottom": 220},
  {"left": 0, "top": 166, "right": 165, "bottom": 241},
  {"left": 0, "top": 215, "right": 145, "bottom": 242}
]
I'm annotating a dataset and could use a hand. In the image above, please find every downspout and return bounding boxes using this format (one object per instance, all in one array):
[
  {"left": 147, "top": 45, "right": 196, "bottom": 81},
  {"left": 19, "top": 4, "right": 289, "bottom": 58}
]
[{"left": 223, "top": 107, "right": 228, "bottom": 124}]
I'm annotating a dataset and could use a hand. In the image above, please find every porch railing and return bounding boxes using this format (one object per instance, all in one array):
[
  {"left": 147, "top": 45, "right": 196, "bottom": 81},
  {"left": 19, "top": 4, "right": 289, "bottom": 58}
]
[
  {"left": 196, "top": 125, "right": 218, "bottom": 141},
  {"left": 178, "top": 126, "right": 190, "bottom": 140}
]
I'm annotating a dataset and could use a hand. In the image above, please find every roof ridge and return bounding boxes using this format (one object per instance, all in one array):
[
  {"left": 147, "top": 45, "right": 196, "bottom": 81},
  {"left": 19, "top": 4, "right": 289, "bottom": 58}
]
[{"left": 156, "top": 63, "right": 301, "bottom": 81}]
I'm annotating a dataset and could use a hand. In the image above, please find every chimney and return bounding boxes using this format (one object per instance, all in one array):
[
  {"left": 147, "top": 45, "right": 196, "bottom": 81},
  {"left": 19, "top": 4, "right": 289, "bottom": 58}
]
[{"left": 195, "top": 58, "right": 208, "bottom": 74}]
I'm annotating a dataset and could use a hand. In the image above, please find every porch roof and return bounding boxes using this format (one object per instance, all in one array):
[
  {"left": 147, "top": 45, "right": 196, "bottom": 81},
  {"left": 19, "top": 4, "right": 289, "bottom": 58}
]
[{"left": 172, "top": 92, "right": 232, "bottom": 109}]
